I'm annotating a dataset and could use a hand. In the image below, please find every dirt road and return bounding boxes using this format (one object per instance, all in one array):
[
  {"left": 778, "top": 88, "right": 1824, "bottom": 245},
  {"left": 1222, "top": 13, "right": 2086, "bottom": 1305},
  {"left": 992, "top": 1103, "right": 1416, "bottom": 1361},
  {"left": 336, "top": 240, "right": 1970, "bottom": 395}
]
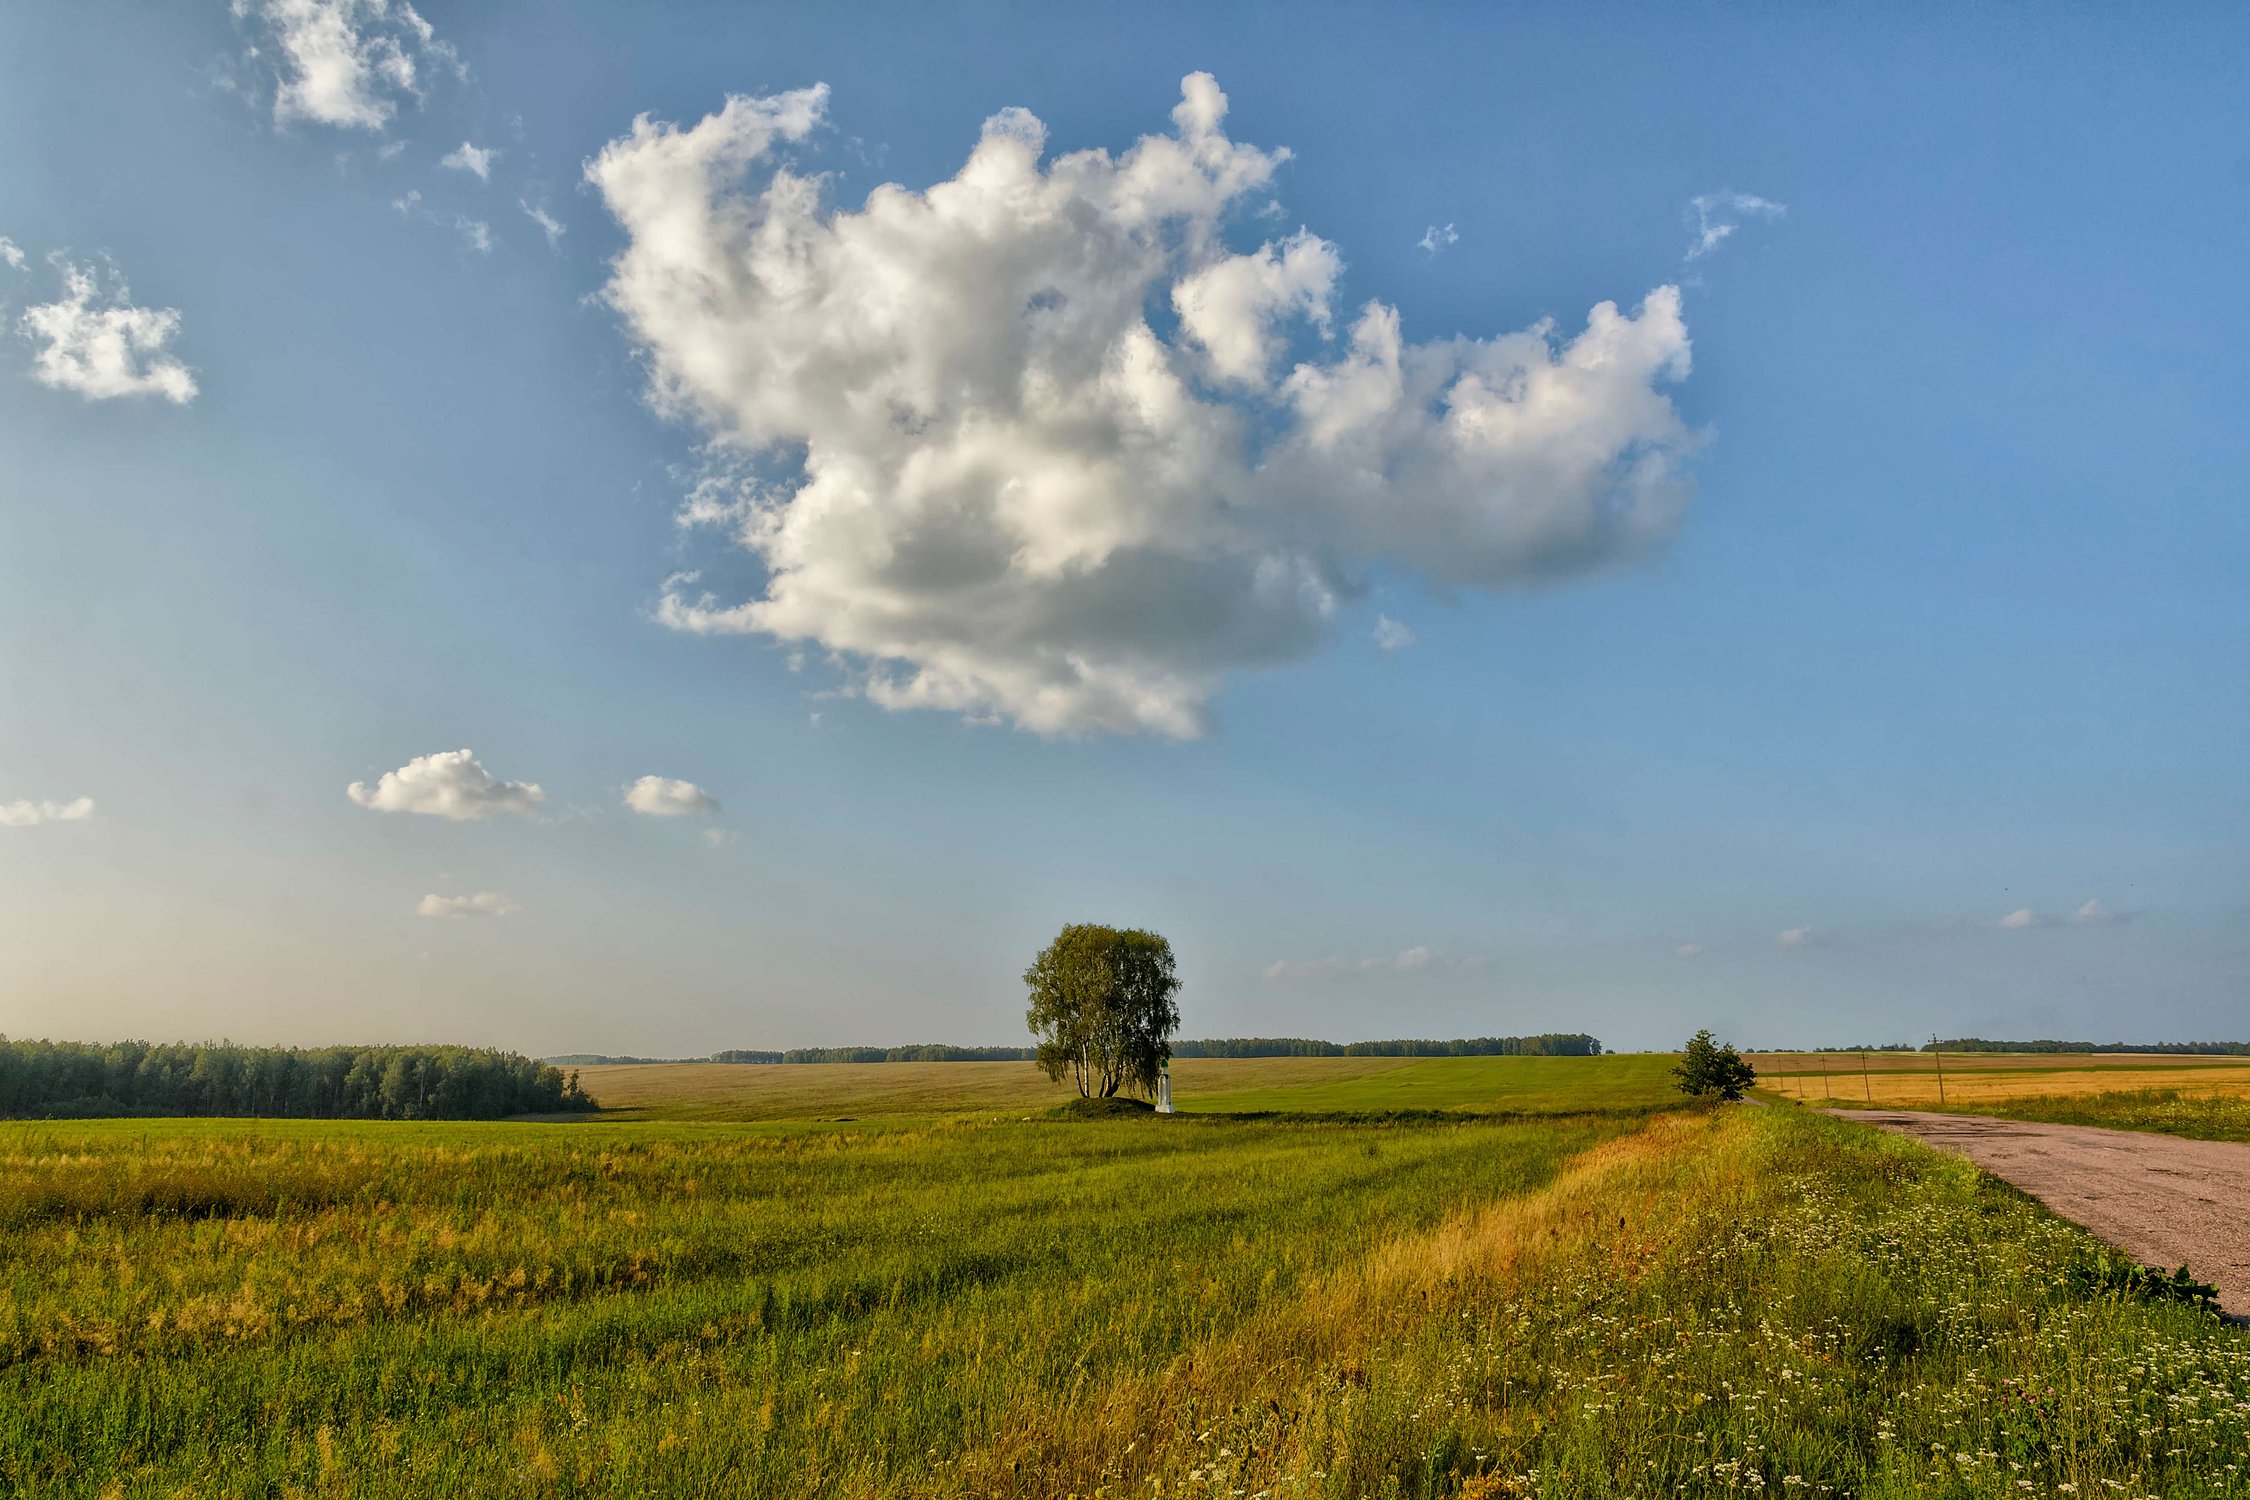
[{"left": 1831, "top": 1109, "right": 2250, "bottom": 1316}]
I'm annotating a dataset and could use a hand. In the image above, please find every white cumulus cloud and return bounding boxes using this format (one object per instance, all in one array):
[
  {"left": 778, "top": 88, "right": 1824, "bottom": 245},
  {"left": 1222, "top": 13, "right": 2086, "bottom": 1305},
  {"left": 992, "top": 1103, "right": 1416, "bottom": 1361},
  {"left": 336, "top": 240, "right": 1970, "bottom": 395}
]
[
  {"left": 623, "top": 775, "right": 720, "bottom": 816},
  {"left": 0, "top": 237, "right": 24, "bottom": 271},
  {"left": 441, "top": 141, "right": 498, "bottom": 180},
  {"left": 416, "top": 891, "right": 519, "bottom": 918},
  {"left": 19, "top": 258, "right": 197, "bottom": 404},
  {"left": 235, "top": 0, "right": 457, "bottom": 132},
  {"left": 1996, "top": 906, "right": 2041, "bottom": 930},
  {"left": 592, "top": 74, "right": 1699, "bottom": 737},
  {"left": 1686, "top": 191, "right": 1785, "bottom": 262},
  {"left": 2070, "top": 897, "right": 2123, "bottom": 927},
  {"left": 347, "top": 749, "right": 544, "bottom": 820},
  {"left": 0, "top": 796, "right": 96, "bottom": 828}
]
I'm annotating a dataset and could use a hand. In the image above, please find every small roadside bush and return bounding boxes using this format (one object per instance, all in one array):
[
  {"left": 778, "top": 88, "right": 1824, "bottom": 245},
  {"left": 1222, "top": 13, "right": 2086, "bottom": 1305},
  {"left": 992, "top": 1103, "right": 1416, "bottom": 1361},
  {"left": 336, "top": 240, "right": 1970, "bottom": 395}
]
[
  {"left": 1673, "top": 1028, "right": 1757, "bottom": 1100},
  {"left": 2067, "top": 1253, "right": 2223, "bottom": 1314}
]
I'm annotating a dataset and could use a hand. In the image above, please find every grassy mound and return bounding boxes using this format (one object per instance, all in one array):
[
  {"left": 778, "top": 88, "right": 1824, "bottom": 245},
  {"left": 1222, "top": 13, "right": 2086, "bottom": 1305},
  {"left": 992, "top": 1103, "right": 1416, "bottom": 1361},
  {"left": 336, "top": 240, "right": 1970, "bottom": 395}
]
[{"left": 1047, "top": 1095, "right": 1157, "bottom": 1119}]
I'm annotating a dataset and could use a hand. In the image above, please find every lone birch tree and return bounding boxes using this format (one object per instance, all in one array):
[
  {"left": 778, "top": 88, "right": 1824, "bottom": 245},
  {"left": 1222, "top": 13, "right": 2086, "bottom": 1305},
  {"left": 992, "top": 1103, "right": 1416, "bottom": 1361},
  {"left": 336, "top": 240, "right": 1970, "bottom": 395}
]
[{"left": 1024, "top": 923, "right": 1181, "bottom": 1098}]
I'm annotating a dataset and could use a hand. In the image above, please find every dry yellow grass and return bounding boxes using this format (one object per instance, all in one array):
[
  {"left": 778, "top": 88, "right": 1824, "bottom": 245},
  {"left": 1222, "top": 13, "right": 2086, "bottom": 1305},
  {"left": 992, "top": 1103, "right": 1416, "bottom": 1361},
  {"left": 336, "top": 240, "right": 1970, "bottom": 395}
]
[
  {"left": 916, "top": 1107, "right": 1742, "bottom": 1496},
  {"left": 1748, "top": 1050, "right": 2247, "bottom": 1076}
]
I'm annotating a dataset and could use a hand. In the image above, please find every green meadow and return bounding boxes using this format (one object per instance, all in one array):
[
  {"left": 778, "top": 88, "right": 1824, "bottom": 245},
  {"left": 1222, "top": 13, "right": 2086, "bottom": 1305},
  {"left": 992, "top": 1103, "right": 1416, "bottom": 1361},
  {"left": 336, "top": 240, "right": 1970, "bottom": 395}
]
[{"left": 5, "top": 1058, "right": 2249, "bottom": 1497}]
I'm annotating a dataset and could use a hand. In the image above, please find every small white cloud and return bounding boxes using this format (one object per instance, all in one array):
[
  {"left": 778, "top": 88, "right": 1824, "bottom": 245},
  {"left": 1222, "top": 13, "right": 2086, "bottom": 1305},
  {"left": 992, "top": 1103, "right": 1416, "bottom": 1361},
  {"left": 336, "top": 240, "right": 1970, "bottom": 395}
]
[
  {"left": 0, "top": 237, "right": 24, "bottom": 271},
  {"left": 623, "top": 775, "right": 720, "bottom": 816},
  {"left": 457, "top": 218, "right": 493, "bottom": 255},
  {"left": 19, "top": 257, "right": 197, "bottom": 404},
  {"left": 1673, "top": 942, "right": 1704, "bottom": 958},
  {"left": 1686, "top": 191, "right": 1785, "bottom": 262},
  {"left": 2070, "top": 897, "right": 2122, "bottom": 927},
  {"left": 1416, "top": 222, "right": 1459, "bottom": 255},
  {"left": 1394, "top": 944, "right": 1433, "bottom": 971},
  {"left": 0, "top": 796, "right": 96, "bottom": 828},
  {"left": 1996, "top": 907, "right": 2041, "bottom": 930},
  {"left": 1774, "top": 926, "right": 1814, "bottom": 948},
  {"left": 702, "top": 826, "right": 736, "bottom": 848},
  {"left": 416, "top": 890, "right": 519, "bottom": 919},
  {"left": 1372, "top": 614, "right": 1416, "bottom": 653},
  {"left": 236, "top": 0, "right": 461, "bottom": 133},
  {"left": 347, "top": 749, "right": 544, "bottom": 820},
  {"left": 440, "top": 141, "right": 498, "bottom": 180},
  {"left": 520, "top": 200, "right": 565, "bottom": 249}
]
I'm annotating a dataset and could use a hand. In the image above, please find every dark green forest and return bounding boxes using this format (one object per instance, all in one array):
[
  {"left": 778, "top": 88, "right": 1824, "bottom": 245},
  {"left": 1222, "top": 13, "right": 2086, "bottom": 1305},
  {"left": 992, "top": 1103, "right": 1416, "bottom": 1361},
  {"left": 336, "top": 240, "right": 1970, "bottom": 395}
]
[{"left": 0, "top": 1039, "right": 594, "bottom": 1119}]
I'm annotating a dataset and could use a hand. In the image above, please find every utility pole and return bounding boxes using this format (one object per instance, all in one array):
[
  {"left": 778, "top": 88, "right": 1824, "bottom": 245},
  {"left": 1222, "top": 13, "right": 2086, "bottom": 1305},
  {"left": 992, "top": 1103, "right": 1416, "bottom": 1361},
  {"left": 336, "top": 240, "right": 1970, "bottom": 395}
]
[
  {"left": 1860, "top": 1046, "right": 1871, "bottom": 1103},
  {"left": 1930, "top": 1034, "right": 1946, "bottom": 1106},
  {"left": 1820, "top": 1050, "right": 1832, "bottom": 1099}
]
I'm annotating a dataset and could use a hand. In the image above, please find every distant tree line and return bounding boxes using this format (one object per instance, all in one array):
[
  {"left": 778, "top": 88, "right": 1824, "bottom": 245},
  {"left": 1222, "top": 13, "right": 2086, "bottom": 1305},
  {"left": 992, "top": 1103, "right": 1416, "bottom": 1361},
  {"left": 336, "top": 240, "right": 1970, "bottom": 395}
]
[
  {"left": 1927, "top": 1039, "right": 2250, "bottom": 1056},
  {"left": 551, "top": 1032, "right": 1606, "bottom": 1067},
  {"left": 0, "top": 1039, "right": 594, "bottom": 1120}
]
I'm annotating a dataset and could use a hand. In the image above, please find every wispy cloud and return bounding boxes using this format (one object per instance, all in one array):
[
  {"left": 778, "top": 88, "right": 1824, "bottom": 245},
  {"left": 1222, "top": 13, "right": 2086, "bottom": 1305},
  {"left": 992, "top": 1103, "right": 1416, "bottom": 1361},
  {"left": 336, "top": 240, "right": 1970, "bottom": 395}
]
[
  {"left": 0, "top": 237, "right": 24, "bottom": 271},
  {"left": 0, "top": 796, "right": 96, "bottom": 828},
  {"left": 520, "top": 200, "right": 565, "bottom": 249},
  {"left": 1686, "top": 191, "right": 1785, "bottom": 262},
  {"left": 1262, "top": 945, "right": 1470, "bottom": 983},
  {"left": 1372, "top": 614, "right": 1416, "bottom": 653},
  {"left": 1416, "top": 222, "right": 1459, "bottom": 255},
  {"left": 1673, "top": 942, "right": 1704, "bottom": 958},
  {"left": 440, "top": 141, "right": 498, "bottom": 180},
  {"left": 416, "top": 891, "right": 519, "bottom": 919},
  {"left": 1774, "top": 926, "right": 1816, "bottom": 948},
  {"left": 392, "top": 189, "right": 493, "bottom": 254}
]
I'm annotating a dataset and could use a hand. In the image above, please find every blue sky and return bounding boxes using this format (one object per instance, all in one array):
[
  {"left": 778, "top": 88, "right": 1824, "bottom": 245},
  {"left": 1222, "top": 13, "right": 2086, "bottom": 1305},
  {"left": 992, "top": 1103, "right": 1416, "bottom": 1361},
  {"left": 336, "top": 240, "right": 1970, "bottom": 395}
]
[{"left": 2, "top": 2, "right": 2244, "bottom": 1054}]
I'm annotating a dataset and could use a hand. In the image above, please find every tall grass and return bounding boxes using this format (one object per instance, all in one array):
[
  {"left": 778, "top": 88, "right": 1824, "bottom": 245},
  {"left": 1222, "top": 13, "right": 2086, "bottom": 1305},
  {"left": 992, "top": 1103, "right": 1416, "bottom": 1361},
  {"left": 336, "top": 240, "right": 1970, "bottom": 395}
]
[
  {"left": 5, "top": 1107, "right": 2246, "bottom": 1496},
  {"left": 1885, "top": 1086, "right": 2250, "bottom": 1144}
]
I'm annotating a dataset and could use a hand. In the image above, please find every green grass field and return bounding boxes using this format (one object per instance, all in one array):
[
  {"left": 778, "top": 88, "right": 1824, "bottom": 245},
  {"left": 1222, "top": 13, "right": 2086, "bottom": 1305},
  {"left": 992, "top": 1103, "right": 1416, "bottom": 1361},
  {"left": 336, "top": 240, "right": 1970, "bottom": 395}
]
[
  {"left": 574, "top": 1053, "right": 1682, "bottom": 1122},
  {"left": 7, "top": 1057, "right": 2250, "bottom": 1497}
]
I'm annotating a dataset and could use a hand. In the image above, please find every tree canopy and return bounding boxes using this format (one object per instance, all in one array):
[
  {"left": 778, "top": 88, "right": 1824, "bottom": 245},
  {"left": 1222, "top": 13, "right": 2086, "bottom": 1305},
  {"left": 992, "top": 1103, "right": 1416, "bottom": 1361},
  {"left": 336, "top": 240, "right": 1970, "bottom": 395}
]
[
  {"left": 0, "top": 1038, "right": 593, "bottom": 1120},
  {"left": 1673, "top": 1029, "right": 1757, "bottom": 1101},
  {"left": 1024, "top": 924, "right": 1182, "bottom": 1099}
]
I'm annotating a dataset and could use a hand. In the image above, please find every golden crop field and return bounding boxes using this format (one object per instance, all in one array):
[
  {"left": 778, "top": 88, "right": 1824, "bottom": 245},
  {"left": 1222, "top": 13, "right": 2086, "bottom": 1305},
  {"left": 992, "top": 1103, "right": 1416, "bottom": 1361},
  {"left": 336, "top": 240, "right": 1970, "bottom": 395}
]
[{"left": 1750, "top": 1051, "right": 2250, "bottom": 1110}]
